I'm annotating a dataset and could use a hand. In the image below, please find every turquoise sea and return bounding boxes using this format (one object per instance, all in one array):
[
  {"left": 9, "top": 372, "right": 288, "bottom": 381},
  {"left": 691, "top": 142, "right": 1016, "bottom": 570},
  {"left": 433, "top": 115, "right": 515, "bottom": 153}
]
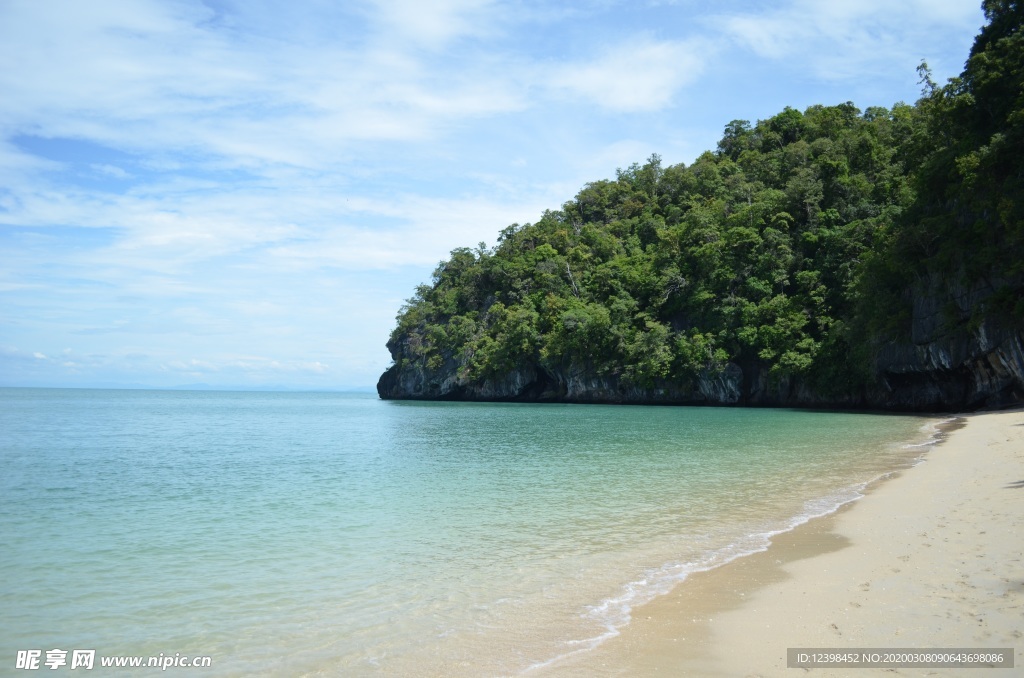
[{"left": 1, "top": 388, "right": 938, "bottom": 676}]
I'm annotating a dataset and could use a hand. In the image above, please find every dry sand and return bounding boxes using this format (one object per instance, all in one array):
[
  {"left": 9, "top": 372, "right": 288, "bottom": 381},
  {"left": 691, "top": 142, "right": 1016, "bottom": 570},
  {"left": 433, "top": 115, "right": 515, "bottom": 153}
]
[{"left": 538, "top": 408, "right": 1023, "bottom": 677}]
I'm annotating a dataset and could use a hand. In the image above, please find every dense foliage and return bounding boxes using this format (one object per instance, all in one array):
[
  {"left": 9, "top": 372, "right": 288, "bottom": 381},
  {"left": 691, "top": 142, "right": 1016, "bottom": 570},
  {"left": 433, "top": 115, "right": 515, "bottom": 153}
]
[
  {"left": 385, "top": 2, "right": 1022, "bottom": 398},
  {"left": 875, "top": 0, "right": 1024, "bottom": 322}
]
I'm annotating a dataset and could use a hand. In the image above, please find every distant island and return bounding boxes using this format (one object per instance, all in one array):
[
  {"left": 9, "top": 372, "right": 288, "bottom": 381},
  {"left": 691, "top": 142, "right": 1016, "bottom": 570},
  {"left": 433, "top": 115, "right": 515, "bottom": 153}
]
[{"left": 379, "top": 3, "right": 1023, "bottom": 411}]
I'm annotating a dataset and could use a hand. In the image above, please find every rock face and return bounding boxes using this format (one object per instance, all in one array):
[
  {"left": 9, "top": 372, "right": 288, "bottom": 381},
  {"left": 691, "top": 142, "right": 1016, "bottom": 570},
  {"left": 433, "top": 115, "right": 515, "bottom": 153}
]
[
  {"left": 378, "top": 277, "right": 1024, "bottom": 412},
  {"left": 376, "top": 350, "right": 746, "bottom": 405},
  {"left": 377, "top": 330, "right": 1023, "bottom": 411},
  {"left": 868, "top": 274, "right": 1024, "bottom": 411}
]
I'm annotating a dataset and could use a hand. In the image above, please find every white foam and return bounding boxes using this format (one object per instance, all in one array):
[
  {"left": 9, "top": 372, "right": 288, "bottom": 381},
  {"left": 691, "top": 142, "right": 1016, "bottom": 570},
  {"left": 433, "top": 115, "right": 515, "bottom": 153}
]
[
  {"left": 522, "top": 472, "right": 902, "bottom": 675},
  {"left": 901, "top": 416, "right": 958, "bottom": 463},
  {"left": 522, "top": 418, "right": 955, "bottom": 675}
]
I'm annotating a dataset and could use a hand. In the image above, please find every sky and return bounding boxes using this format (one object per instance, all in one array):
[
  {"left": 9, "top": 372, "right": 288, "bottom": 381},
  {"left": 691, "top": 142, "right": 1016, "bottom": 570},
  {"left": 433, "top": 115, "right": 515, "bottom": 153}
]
[{"left": 0, "top": 0, "right": 986, "bottom": 391}]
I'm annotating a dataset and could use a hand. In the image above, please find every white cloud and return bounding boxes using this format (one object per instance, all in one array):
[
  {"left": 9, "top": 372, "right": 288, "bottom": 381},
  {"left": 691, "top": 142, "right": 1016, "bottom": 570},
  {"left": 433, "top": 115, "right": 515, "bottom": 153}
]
[
  {"left": 717, "top": 0, "right": 981, "bottom": 83},
  {"left": 162, "top": 355, "right": 332, "bottom": 377},
  {"left": 548, "top": 38, "right": 707, "bottom": 112},
  {"left": 91, "top": 164, "right": 132, "bottom": 179},
  {"left": 266, "top": 192, "right": 555, "bottom": 270},
  {"left": 365, "top": 0, "right": 498, "bottom": 49},
  {"left": 0, "top": 0, "right": 526, "bottom": 173}
]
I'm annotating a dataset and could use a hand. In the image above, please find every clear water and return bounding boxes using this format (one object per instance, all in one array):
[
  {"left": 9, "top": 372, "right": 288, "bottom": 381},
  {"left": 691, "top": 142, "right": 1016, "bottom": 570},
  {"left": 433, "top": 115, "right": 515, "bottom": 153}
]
[{"left": 0, "top": 389, "right": 937, "bottom": 676}]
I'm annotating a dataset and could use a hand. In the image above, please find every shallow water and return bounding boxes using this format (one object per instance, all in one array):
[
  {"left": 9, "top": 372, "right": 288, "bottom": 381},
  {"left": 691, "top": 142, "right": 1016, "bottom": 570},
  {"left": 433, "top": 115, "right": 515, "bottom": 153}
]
[{"left": 0, "top": 389, "right": 936, "bottom": 676}]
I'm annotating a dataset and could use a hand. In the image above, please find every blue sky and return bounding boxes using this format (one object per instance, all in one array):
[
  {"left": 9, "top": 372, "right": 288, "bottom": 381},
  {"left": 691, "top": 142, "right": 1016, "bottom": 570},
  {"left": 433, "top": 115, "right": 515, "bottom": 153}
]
[{"left": 1, "top": 0, "right": 984, "bottom": 390}]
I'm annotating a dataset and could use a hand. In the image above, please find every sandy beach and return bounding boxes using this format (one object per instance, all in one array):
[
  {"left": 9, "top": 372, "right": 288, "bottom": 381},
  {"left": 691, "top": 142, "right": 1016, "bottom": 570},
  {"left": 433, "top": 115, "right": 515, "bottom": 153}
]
[{"left": 540, "top": 408, "right": 1024, "bottom": 677}]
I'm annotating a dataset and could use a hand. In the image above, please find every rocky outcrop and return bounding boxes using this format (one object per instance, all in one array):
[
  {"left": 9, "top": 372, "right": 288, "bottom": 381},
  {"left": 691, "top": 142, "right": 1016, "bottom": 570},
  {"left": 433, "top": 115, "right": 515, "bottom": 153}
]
[
  {"left": 871, "top": 323, "right": 1024, "bottom": 410},
  {"left": 869, "top": 273, "right": 1024, "bottom": 411},
  {"left": 377, "top": 333, "right": 1023, "bottom": 410},
  {"left": 376, "top": 350, "right": 746, "bottom": 405},
  {"left": 378, "top": 275, "right": 1024, "bottom": 412}
]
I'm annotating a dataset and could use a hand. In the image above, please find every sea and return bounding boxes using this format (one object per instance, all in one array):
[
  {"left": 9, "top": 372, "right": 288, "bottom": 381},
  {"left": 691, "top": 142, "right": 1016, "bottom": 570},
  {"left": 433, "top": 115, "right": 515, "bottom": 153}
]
[{"left": 0, "top": 388, "right": 941, "bottom": 676}]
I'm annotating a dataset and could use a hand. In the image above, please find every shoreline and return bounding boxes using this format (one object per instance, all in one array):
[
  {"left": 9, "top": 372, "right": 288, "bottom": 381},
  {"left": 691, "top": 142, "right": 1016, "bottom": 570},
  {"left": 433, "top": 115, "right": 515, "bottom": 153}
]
[{"left": 536, "top": 408, "right": 1023, "bottom": 677}]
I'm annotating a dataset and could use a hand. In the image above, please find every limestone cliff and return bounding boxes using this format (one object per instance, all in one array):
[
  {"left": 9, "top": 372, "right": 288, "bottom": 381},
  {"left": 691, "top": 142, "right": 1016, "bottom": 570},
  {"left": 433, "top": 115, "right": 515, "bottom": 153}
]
[
  {"left": 378, "top": 276, "right": 1024, "bottom": 411},
  {"left": 377, "top": 328, "right": 1023, "bottom": 410}
]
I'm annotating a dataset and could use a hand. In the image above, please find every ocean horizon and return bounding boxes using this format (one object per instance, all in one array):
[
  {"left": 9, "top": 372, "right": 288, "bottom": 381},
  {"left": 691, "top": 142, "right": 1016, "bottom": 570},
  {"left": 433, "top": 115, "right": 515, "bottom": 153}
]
[{"left": 1, "top": 388, "right": 939, "bottom": 676}]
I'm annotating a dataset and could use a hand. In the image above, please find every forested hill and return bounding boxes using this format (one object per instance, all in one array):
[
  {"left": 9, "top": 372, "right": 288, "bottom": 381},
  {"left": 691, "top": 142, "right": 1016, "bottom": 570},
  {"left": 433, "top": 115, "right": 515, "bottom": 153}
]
[{"left": 378, "top": 1, "right": 1023, "bottom": 411}]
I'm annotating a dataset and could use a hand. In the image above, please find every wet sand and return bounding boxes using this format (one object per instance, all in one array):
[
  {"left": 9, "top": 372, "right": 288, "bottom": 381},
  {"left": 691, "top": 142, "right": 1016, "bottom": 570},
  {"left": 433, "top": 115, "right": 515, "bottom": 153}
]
[{"left": 538, "top": 408, "right": 1024, "bottom": 677}]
